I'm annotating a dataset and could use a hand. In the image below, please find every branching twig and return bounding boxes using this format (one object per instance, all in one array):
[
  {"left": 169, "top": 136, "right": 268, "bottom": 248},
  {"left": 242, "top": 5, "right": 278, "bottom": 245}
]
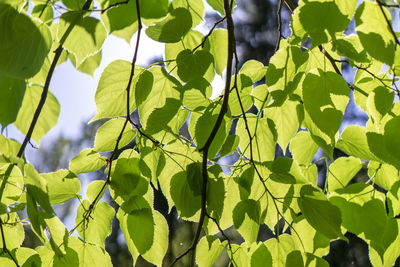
[
  {"left": 0, "top": 218, "right": 19, "bottom": 267},
  {"left": 81, "top": 0, "right": 143, "bottom": 223},
  {"left": 377, "top": 1, "right": 400, "bottom": 8},
  {"left": 275, "top": 0, "right": 284, "bottom": 51},
  {"left": 376, "top": 0, "right": 400, "bottom": 46},
  {"left": 192, "top": 17, "right": 226, "bottom": 51},
  {"left": 283, "top": 0, "right": 296, "bottom": 13},
  {"left": 169, "top": 1, "right": 235, "bottom": 266}
]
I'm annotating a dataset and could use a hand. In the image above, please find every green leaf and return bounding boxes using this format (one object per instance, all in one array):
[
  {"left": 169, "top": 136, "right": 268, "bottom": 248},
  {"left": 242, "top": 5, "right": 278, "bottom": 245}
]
[
  {"left": 176, "top": 49, "right": 213, "bottom": 82},
  {"left": 250, "top": 243, "right": 273, "bottom": 267},
  {"left": 146, "top": 98, "right": 182, "bottom": 135},
  {"left": 233, "top": 199, "right": 261, "bottom": 243},
  {"left": 100, "top": 0, "right": 138, "bottom": 42},
  {"left": 208, "top": 29, "right": 228, "bottom": 75},
  {"left": 41, "top": 169, "right": 81, "bottom": 205},
  {"left": 219, "top": 134, "right": 239, "bottom": 157},
  {"left": 383, "top": 116, "right": 400, "bottom": 161},
  {"left": 237, "top": 116, "right": 276, "bottom": 162},
  {"left": 293, "top": 216, "right": 330, "bottom": 257},
  {"left": 336, "top": 125, "right": 378, "bottom": 161},
  {"left": 264, "top": 234, "right": 296, "bottom": 267},
  {"left": 355, "top": 1, "right": 395, "bottom": 65},
  {"left": 170, "top": 164, "right": 202, "bottom": 218},
  {"left": 69, "top": 236, "right": 112, "bottom": 267},
  {"left": 0, "top": 75, "right": 26, "bottom": 128},
  {"left": 327, "top": 156, "right": 362, "bottom": 191},
  {"left": 32, "top": 3, "right": 53, "bottom": 25},
  {"left": 297, "top": 0, "right": 351, "bottom": 46},
  {"left": 76, "top": 200, "right": 114, "bottom": 248},
  {"left": 206, "top": 0, "right": 224, "bottom": 15},
  {"left": 0, "top": 4, "right": 52, "bottom": 79},
  {"left": 289, "top": 131, "right": 318, "bottom": 166},
  {"left": 0, "top": 135, "right": 20, "bottom": 157},
  {"left": 86, "top": 180, "right": 106, "bottom": 203},
  {"left": 266, "top": 45, "right": 308, "bottom": 106},
  {"left": 57, "top": 13, "right": 107, "bottom": 65},
  {"left": 0, "top": 163, "right": 24, "bottom": 205},
  {"left": 69, "top": 50, "right": 102, "bottom": 76},
  {"left": 240, "top": 60, "right": 267, "bottom": 83},
  {"left": 298, "top": 184, "right": 346, "bottom": 240},
  {"left": 266, "top": 157, "right": 308, "bottom": 184},
  {"left": 14, "top": 85, "right": 60, "bottom": 145},
  {"left": 0, "top": 247, "right": 41, "bottom": 266},
  {"left": 140, "top": 211, "right": 169, "bottom": 265},
  {"left": 251, "top": 84, "right": 269, "bottom": 111},
  {"left": 265, "top": 99, "right": 299, "bottom": 150},
  {"left": 110, "top": 158, "right": 148, "bottom": 200},
  {"left": 146, "top": 8, "right": 192, "bottom": 43},
  {"left": 302, "top": 69, "right": 348, "bottom": 139},
  {"left": 172, "top": 0, "right": 204, "bottom": 28},
  {"left": 366, "top": 86, "right": 394, "bottom": 124},
  {"left": 24, "top": 164, "right": 53, "bottom": 214},
  {"left": 191, "top": 103, "right": 230, "bottom": 159},
  {"left": 139, "top": 147, "right": 166, "bottom": 185},
  {"left": 92, "top": 60, "right": 142, "bottom": 121},
  {"left": 138, "top": 66, "right": 182, "bottom": 129},
  {"left": 0, "top": 213, "right": 25, "bottom": 250},
  {"left": 121, "top": 196, "right": 154, "bottom": 254},
  {"left": 69, "top": 148, "right": 106, "bottom": 174},
  {"left": 94, "top": 118, "right": 136, "bottom": 152},
  {"left": 196, "top": 235, "right": 225, "bottom": 267},
  {"left": 368, "top": 161, "right": 398, "bottom": 191},
  {"left": 140, "top": 0, "right": 169, "bottom": 19},
  {"left": 228, "top": 74, "right": 253, "bottom": 116},
  {"left": 332, "top": 34, "right": 369, "bottom": 63}
]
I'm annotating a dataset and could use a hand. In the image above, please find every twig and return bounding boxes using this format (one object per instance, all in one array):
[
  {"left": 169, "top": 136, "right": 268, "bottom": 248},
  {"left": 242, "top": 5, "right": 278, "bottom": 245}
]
[
  {"left": 192, "top": 17, "right": 226, "bottom": 51},
  {"left": 376, "top": 0, "right": 400, "bottom": 46},
  {"left": 38, "top": 0, "right": 52, "bottom": 18},
  {"left": 275, "top": 0, "right": 284, "bottom": 51},
  {"left": 283, "top": 0, "right": 296, "bottom": 13},
  {"left": 0, "top": 218, "right": 20, "bottom": 267},
  {"left": 169, "top": 1, "right": 235, "bottom": 266},
  {"left": 81, "top": 0, "right": 143, "bottom": 223},
  {"left": 377, "top": 1, "right": 400, "bottom": 8}
]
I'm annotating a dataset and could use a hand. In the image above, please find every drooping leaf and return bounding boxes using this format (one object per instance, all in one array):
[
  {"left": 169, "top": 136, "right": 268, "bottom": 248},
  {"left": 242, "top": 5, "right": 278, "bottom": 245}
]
[
  {"left": 0, "top": 4, "right": 52, "bottom": 79},
  {"left": 14, "top": 85, "right": 60, "bottom": 145},
  {"left": 196, "top": 235, "right": 225, "bottom": 267},
  {"left": 233, "top": 199, "right": 261, "bottom": 243},
  {"left": 289, "top": 131, "right": 318, "bottom": 166},
  {"left": 58, "top": 13, "right": 107, "bottom": 65},
  {"left": 355, "top": 1, "right": 395, "bottom": 66},
  {"left": 298, "top": 184, "right": 346, "bottom": 240},
  {"left": 41, "top": 169, "right": 81, "bottom": 205},
  {"left": 94, "top": 117, "right": 136, "bottom": 152},
  {"left": 69, "top": 148, "right": 106, "bottom": 174},
  {"left": 146, "top": 8, "right": 192, "bottom": 43},
  {"left": 76, "top": 200, "right": 114, "bottom": 248},
  {"left": 91, "top": 61, "right": 142, "bottom": 121},
  {"left": 327, "top": 156, "right": 362, "bottom": 191},
  {"left": 0, "top": 75, "right": 26, "bottom": 129},
  {"left": 302, "top": 69, "right": 348, "bottom": 139},
  {"left": 110, "top": 158, "right": 148, "bottom": 200}
]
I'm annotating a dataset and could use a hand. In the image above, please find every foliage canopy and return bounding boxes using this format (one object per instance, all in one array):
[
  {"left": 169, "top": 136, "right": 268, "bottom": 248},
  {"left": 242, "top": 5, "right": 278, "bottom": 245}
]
[{"left": 1, "top": 0, "right": 400, "bottom": 266}]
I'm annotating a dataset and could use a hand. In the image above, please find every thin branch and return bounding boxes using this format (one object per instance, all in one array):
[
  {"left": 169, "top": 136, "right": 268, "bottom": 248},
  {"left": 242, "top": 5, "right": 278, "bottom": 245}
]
[
  {"left": 169, "top": 1, "right": 235, "bottom": 266},
  {"left": 377, "top": 1, "right": 400, "bottom": 8},
  {"left": 376, "top": 0, "right": 400, "bottom": 46},
  {"left": 275, "top": 0, "right": 284, "bottom": 51},
  {"left": 100, "top": 0, "right": 129, "bottom": 13},
  {"left": 192, "top": 17, "right": 226, "bottom": 51},
  {"left": 318, "top": 45, "right": 341, "bottom": 76},
  {"left": 82, "top": 0, "right": 143, "bottom": 222},
  {"left": 0, "top": 218, "right": 20, "bottom": 267},
  {"left": 283, "top": 0, "right": 296, "bottom": 13}
]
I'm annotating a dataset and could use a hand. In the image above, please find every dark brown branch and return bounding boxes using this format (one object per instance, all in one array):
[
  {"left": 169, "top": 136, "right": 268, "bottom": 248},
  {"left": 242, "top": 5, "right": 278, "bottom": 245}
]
[
  {"left": 377, "top": 1, "right": 400, "bottom": 8},
  {"left": 82, "top": 0, "right": 143, "bottom": 223},
  {"left": 318, "top": 45, "right": 341, "bottom": 76},
  {"left": 0, "top": 218, "right": 19, "bottom": 267},
  {"left": 376, "top": 0, "right": 400, "bottom": 46},
  {"left": 275, "top": 0, "right": 284, "bottom": 52},
  {"left": 283, "top": 0, "right": 296, "bottom": 13},
  {"left": 169, "top": 1, "right": 235, "bottom": 266},
  {"left": 192, "top": 17, "right": 226, "bottom": 51}
]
